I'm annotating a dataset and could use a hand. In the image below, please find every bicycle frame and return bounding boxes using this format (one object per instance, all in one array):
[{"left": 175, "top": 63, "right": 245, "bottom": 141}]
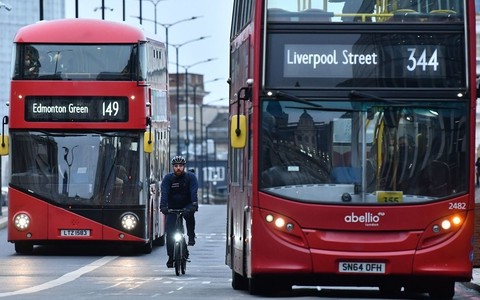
[{"left": 168, "top": 209, "right": 188, "bottom": 276}]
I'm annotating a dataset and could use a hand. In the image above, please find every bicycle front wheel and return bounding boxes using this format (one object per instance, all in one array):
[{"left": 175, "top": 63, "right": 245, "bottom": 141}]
[
  {"left": 181, "top": 255, "right": 186, "bottom": 275},
  {"left": 174, "top": 242, "right": 181, "bottom": 276}
]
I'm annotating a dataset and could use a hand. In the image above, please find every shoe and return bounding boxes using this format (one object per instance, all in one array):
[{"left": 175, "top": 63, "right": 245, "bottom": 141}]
[
  {"left": 166, "top": 257, "right": 173, "bottom": 268},
  {"left": 188, "top": 235, "right": 195, "bottom": 246}
]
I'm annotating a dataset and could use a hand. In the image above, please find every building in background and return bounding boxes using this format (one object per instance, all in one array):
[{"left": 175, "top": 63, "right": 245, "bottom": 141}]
[
  {"left": 0, "top": 1, "right": 64, "bottom": 116},
  {"left": 170, "top": 72, "right": 228, "bottom": 203},
  {"left": 0, "top": 1, "right": 64, "bottom": 201}
]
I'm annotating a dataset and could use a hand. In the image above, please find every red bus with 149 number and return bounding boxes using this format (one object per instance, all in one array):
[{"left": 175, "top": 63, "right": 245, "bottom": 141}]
[{"left": 5, "top": 19, "right": 170, "bottom": 254}]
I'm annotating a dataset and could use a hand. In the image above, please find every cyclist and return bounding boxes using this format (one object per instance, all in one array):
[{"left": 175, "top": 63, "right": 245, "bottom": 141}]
[{"left": 160, "top": 155, "right": 199, "bottom": 268}]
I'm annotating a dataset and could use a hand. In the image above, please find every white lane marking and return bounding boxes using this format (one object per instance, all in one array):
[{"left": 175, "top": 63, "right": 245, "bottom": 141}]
[{"left": 0, "top": 256, "right": 118, "bottom": 297}]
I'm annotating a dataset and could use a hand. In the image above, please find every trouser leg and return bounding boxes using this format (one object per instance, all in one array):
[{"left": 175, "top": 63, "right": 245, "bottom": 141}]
[
  {"left": 184, "top": 213, "right": 195, "bottom": 237},
  {"left": 165, "top": 214, "right": 176, "bottom": 257}
]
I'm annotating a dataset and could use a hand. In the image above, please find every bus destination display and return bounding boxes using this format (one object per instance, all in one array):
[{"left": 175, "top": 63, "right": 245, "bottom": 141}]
[
  {"left": 25, "top": 96, "right": 128, "bottom": 122},
  {"left": 266, "top": 32, "right": 465, "bottom": 88}
]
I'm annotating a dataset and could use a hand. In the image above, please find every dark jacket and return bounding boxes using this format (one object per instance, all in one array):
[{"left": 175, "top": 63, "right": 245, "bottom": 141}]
[{"left": 160, "top": 171, "right": 198, "bottom": 209}]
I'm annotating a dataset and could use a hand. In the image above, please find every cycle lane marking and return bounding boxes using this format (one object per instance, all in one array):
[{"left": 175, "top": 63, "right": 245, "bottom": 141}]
[{"left": 0, "top": 256, "right": 118, "bottom": 297}]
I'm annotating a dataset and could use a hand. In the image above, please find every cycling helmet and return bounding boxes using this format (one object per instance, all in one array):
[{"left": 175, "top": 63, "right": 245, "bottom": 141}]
[{"left": 171, "top": 155, "right": 186, "bottom": 165}]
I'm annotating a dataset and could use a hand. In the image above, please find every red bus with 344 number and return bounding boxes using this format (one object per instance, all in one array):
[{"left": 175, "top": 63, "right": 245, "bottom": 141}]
[
  {"left": 6, "top": 19, "right": 170, "bottom": 254},
  {"left": 226, "top": 1, "right": 476, "bottom": 298}
]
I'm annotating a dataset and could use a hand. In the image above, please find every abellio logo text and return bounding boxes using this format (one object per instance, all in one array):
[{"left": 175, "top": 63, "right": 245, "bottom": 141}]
[{"left": 344, "top": 212, "right": 385, "bottom": 227}]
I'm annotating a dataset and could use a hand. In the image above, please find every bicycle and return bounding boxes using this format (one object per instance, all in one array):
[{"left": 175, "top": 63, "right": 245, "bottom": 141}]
[{"left": 167, "top": 209, "right": 189, "bottom": 276}]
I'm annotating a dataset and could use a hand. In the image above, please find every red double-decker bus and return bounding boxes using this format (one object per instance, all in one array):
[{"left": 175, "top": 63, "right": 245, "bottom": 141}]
[
  {"left": 6, "top": 19, "right": 170, "bottom": 254},
  {"left": 226, "top": 1, "right": 476, "bottom": 298}
]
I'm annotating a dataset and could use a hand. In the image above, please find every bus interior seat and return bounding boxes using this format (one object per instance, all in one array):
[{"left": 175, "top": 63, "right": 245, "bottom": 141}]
[
  {"left": 332, "top": 151, "right": 351, "bottom": 167},
  {"left": 388, "top": 9, "right": 421, "bottom": 22},
  {"left": 429, "top": 10, "right": 459, "bottom": 22},
  {"left": 330, "top": 167, "right": 361, "bottom": 184}
]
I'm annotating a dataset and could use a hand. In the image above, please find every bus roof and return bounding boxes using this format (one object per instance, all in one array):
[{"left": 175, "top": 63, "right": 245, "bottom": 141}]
[{"left": 14, "top": 18, "right": 147, "bottom": 44}]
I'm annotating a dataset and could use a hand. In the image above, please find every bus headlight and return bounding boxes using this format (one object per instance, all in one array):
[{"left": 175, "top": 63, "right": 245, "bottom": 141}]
[
  {"left": 262, "top": 210, "right": 304, "bottom": 247},
  {"left": 275, "top": 217, "right": 286, "bottom": 228},
  {"left": 441, "top": 220, "right": 451, "bottom": 230},
  {"left": 420, "top": 213, "right": 467, "bottom": 249},
  {"left": 121, "top": 213, "right": 138, "bottom": 230},
  {"left": 14, "top": 213, "right": 30, "bottom": 231}
]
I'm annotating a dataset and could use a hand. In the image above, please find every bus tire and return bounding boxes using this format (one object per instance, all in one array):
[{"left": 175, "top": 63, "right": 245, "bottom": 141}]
[
  {"left": 248, "top": 277, "right": 273, "bottom": 295},
  {"left": 15, "top": 242, "right": 33, "bottom": 254},
  {"left": 142, "top": 239, "right": 153, "bottom": 254},
  {"left": 232, "top": 270, "right": 248, "bottom": 290},
  {"left": 428, "top": 281, "right": 454, "bottom": 299},
  {"left": 154, "top": 234, "right": 165, "bottom": 246}
]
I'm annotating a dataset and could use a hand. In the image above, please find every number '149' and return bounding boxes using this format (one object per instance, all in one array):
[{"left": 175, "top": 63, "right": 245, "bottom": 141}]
[
  {"left": 102, "top": 101, "right": 119, "bottom": 116},
  {"left": 406, "top": 48, "right": 438, "bottom": 72}
]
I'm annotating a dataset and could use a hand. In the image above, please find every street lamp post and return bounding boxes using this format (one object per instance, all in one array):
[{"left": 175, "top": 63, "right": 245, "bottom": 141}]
[
  {"left": 169, "top": 36, "right": 210, "bottom": 154},
  {"left": 141, "top": 0, "right": 165, "bottom": 34},
  {"left": 200, "top": 98, "right": 226, "bottom": 200},
  {"left": 94, "top": 1, "right": 113, "bottom": 20},
  {"left": 177, "top": 58, "right": 217, "bottom": 160},
  {"left": 130, "top": 18, "right": 204, "bottom": 155},
  {"left": 0, "top": 1, "right": 12, "bottom": 11},
  {"left": 131, "top": 15, "right": 202, "bottom": 58}
]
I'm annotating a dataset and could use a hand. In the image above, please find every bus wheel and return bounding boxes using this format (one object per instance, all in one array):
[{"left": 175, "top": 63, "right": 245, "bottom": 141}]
[
  {"left": 428, "top": 281, "right": 454, "bottom": 299},
  {"left": 15, "top": 242, "right": 33, "bottom": 254},
  {"left": 231, "top": 270, "right": 248, "bottom": 290},
  {"left": 248, "top": 277, "right": 274, "bottom": 295},
  {"left": 154, "top": 234, "right": 165, "bottom": 246},
  {"left": 142, "top": 239, "right": 153, "bottom": 254}
]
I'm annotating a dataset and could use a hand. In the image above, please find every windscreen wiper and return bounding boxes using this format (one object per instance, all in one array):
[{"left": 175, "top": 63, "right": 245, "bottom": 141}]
[
  {"left": 270, "top": 90, "right": 323, "bottom": 108},
  {"left": 350, "top": 90, "right": 406, "bottom": 104}
]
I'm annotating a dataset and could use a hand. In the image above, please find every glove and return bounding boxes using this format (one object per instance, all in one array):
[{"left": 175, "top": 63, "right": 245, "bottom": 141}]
[
  {"left": 160, "top": 207, "right": 168, "bottom": 215},
  {"left": 192, "top": 202, "right": 198, "bottom": 212}
]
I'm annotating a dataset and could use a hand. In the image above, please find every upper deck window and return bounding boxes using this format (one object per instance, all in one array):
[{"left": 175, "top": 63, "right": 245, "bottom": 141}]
[
  {"left": 13, "top": 44, "right": 145, "bottom": 81},
  {"left": 267, "top": 0, "right": 464, "bottom": 23}
]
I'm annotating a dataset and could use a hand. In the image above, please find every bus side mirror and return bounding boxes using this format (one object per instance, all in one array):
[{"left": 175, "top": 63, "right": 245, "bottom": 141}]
[
  {"left": 0, "top": 135, "right": 8, "bottom": 156},
  {"left": 144, "top": 131, "right": 154, "bottom": 153},
  {"left": 0, "top": 116, "right": 8, "bottom": 156},
  {"left": 230, "top": 115, "right": 247, "bottom": 148}
]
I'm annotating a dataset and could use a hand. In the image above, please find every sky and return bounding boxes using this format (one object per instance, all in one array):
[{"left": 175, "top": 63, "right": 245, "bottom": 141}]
[{"left": 64, "top": 0, "right": 234, "bottom": 107}]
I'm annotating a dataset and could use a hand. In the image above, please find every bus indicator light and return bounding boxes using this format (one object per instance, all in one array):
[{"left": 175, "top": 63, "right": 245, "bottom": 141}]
[{"left": 452, "top": 216, "right": 461, "bottom": 225}]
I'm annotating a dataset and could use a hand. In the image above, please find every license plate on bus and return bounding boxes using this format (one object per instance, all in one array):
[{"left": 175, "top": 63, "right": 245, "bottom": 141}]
[
  {"left": 60, "top": 229, "right": 91, "bottom": 236},
  {"left": 339, "top": 262, "right": 385, "bottom": 274}
]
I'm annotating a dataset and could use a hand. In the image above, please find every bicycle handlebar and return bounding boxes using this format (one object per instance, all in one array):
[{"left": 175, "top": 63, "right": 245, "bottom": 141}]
[{"left": 167, "top": 208, "right": 187, "bottom": 215}]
